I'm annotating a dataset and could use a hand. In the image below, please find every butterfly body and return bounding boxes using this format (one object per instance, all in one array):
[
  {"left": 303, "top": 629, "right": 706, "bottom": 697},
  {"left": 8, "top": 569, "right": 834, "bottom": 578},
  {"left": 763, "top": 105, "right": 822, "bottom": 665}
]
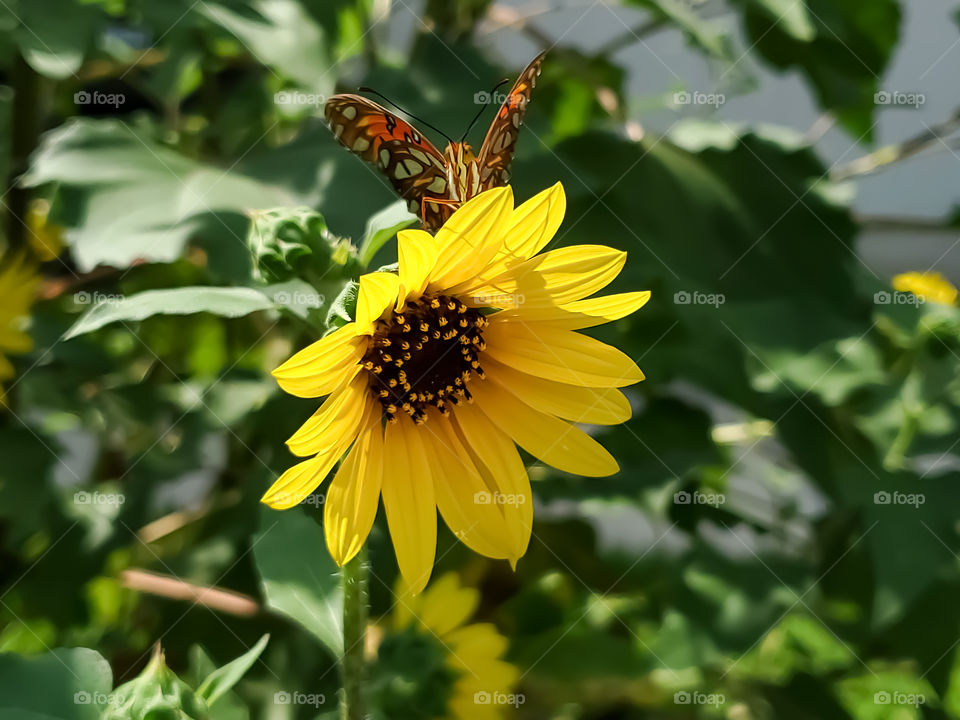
[{"left": 324, "top": 53, "right": 544, "bottom": 232}]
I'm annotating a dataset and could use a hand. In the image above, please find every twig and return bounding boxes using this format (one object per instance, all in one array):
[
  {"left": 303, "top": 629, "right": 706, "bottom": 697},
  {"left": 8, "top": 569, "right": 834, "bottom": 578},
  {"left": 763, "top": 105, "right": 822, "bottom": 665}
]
[
  {"left": 121, "top": 569, "right": 260, "bottom": 617},
  {"left": 831, "top": 108, "right": 960, "bottom": 181}
]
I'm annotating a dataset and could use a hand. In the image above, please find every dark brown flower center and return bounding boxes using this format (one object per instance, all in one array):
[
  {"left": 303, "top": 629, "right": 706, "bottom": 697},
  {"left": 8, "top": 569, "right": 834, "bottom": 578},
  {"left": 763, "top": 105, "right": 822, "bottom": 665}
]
[{"left": 362, "top": 294, "right": 487, "bottom": 424}]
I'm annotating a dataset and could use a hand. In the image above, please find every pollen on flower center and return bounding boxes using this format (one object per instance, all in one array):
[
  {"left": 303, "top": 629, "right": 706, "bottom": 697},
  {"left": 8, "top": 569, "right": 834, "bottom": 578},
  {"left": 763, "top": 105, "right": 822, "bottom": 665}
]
[{"left": 362, "top": 294, "right": 487, "bottom": 425}]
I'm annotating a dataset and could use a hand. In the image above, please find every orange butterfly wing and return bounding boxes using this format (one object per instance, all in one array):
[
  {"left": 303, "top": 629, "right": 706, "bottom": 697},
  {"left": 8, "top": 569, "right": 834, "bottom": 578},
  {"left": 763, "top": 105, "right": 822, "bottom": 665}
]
[
  {"left": 476, "top": 52, "right": 545, "bottom": 190},
  {"left": 324, "top": 94, "right": 451, "bottom": 229}
]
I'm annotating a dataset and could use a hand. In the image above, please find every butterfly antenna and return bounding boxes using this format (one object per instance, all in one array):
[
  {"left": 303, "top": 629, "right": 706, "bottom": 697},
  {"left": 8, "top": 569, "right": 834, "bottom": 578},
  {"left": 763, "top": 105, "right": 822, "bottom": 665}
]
[
  {"left": 358, "top": 87, "right": 455, "bottom": 144},
  {"left": 460, "top": 78, "right": 510, "bottom": 143}
]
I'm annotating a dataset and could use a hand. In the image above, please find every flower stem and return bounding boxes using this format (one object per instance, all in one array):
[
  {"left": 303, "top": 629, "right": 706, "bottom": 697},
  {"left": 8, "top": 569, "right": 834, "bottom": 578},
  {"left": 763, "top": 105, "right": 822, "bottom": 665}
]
[{"left": 341, "top": 546, "right": 368, "bottom": 720}]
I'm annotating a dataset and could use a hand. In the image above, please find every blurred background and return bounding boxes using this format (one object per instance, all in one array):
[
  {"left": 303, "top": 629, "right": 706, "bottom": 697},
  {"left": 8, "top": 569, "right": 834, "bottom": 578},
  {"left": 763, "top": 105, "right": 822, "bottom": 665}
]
[{"left": 1, "top": 0, "right": 959, "bottom": 718}]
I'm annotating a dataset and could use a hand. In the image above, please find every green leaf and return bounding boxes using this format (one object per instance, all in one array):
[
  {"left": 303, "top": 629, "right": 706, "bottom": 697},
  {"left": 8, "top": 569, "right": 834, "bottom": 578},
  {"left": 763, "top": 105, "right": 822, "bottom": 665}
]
[
  {"left": 746, "top": 0, "right": 816, "bottom": 41},
  {"left": 629, "top": 0, "right": 738, "bottom": 67},
  {"left": 199, "top": 0, "right": 332, "bottom": 93},
  {"left": 23, "top": 119, "right": 291, "bottom": 274},
  {"left": 65, "top": 287, "right": 276, "bottom": 338},
  {"left": 0, "top": 648, "right": 112, "bottom": 719},
  {"left": 253, "top": 508, "right": 343, "bottom": 656},
  {"left": 325, "top": 280, "right": 359, "bottom": 332},
  {"left": 359, "top": 200, "right": 418, "bottom": 268},
  {"left": 196, "top": 634, "right": 270, "bottom": 706},
  {"left": 15, "top": 0, "right": 103, "bottom": 79},
  {"left": 736, "top": 0, "right": 901, "bottom": 138}
]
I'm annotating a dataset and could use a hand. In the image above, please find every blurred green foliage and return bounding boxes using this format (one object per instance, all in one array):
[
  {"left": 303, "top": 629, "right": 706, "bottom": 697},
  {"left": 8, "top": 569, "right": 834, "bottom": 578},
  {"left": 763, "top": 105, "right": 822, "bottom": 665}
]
[{"left": 0, "top": 0, "right": 958, "bottom": 718}]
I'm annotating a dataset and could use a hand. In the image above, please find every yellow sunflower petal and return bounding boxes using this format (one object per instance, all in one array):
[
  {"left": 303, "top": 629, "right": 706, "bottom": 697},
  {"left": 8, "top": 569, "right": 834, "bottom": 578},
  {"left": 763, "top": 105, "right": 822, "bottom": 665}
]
[
  {"left": 356, "top": 272, "right": 401, "bottom": 328},
  {"left": 0, "top": 329, "right": 33, "bottom": 355},
  {"left": 425, "top": 414, "right": 514, "bottom": 560},
  {"left": 418, "top": 572, "right": 480, "bottom": 636},
  {"left": 260, "top": 418, "right": 360, "bottom": 511},
  {"left": 447, "top": 695, "right": 502, "bottom": 720},
  {"left": 429, "top": 187, "right": 513, "bottom": 290},
  {"left": 445, "top": 623, "right": 510, "bottom": 665},
  {"left": 483, "top": 320, "right": 644, "bottom": 387},
  {"left": 382, "top": 416, "right": 437, "bottom": 594},
  {"left": 324, "top": 415, "right": 384, "bottom": 566},
  {"left": 459, "top": 245, "right": 626, "bottom": 309},
  {"left": 0, "top": 353, "right": 15, "bottom": 382},
  {"left": 472, "top": 379, "right": 619, "bottom": 477},
  {"left": 484, "top": 358, "right": 631, "bottom": 425},
  {"left": 451, "top": 404, "right": 532, "bottom": 563},
  {"left": 495, "top": 290, "right": 651, "bottom": 330},
  {"left": 272, "top": 322, "right": 367, "bottom": 398},
  {"left": 285, "top": 374, "right": 369, "bottom": 456},
  {"left": 273, "top": 354, "right": 364, "bottom": 399},
  {"left": 450, "top": 657, "right": 521, "bottom": 694},
  {"left": 452, "top": 182, "right": 565, "bottom": 289},
  {"left": 397, "top": 229, "right": 438, "bottom": 307}
]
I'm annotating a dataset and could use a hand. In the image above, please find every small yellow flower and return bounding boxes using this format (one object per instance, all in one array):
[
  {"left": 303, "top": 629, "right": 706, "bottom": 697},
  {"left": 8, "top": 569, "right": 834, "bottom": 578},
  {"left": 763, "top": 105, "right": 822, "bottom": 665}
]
[
  {"left": 376, "top": 572, "right": 519, "bottom": 720},
  {"left": 892, "top": 271, "right": 958, "bottom": 306},
  {"left": 0, "top": 252, "right": 39, "bottom": 402},
  {"left": 264, "top": 184, "right": 649, "bottom": 591}
]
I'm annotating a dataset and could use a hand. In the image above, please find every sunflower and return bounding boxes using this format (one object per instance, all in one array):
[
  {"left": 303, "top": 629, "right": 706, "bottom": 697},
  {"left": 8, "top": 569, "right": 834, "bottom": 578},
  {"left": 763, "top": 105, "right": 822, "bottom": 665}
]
[
  {"left": 0, "top": 252, "right": 40, "bottom": 403},
  {"left": 892, "top": 271, "right": 958, "bottom": 306},
  {"left": 371, "top": 572, "right": 520, "bottom": 720},
  {"left": 263, "top": 183, "right": 649, "bottom": 592}
]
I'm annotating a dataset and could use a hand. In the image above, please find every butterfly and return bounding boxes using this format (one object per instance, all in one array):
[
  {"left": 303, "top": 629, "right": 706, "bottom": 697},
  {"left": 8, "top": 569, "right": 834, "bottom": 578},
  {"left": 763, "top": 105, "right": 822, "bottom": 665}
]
[{"left": 324, "top": 53, "right": 545, "bottom": 232}]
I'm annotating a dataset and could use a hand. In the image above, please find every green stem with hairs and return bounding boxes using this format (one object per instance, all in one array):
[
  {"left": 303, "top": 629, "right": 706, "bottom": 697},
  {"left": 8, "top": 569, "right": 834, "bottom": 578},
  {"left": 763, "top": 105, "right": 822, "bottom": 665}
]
[{"left": 340, "top": 546, "right": 368, "bottom": 720}]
